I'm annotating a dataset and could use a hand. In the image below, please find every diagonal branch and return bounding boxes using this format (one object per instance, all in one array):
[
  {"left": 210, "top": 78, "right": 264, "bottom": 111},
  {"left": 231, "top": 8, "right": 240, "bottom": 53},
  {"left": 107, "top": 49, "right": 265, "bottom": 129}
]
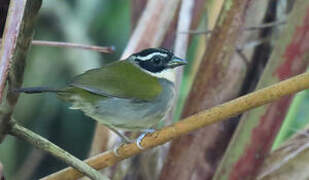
[
  {"left": 9, "top": 122, "right": 108, "bottom": 180},
  {"left": 42, "top": 70, "right": 309, "bottom": 180}
]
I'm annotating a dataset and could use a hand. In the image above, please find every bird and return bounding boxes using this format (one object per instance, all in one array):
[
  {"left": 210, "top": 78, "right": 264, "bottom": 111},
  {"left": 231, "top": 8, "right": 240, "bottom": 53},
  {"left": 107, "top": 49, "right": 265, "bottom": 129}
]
[{"left": 16, "top": 48, "right": 186, "bottom": 146}]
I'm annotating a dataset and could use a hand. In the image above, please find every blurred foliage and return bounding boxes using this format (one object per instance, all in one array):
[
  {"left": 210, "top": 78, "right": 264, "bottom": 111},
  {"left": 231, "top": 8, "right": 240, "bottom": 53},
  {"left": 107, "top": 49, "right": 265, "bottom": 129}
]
[
  {"left": 0, "top": 1, "right": 130, "bottom": 179},
  {"left": 273, "top": 87, "right": 309, "bottom": 150}
]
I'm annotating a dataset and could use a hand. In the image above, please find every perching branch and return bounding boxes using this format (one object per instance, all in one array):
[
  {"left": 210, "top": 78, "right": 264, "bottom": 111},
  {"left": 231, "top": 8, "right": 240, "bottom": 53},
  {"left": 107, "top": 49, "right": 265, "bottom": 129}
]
[{"left": 42, "top": 71, "right": 309, "bottom": 180}]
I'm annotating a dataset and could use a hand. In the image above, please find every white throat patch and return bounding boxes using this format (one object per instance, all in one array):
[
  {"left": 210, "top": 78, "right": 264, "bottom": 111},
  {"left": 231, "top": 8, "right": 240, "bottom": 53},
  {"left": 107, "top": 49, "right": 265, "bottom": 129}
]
[
  {"left": 142, "top": 68, "right": 175, "bottom": 82},
  {"left": 136, "top": 52, "right": 168, "bottom": 61}
]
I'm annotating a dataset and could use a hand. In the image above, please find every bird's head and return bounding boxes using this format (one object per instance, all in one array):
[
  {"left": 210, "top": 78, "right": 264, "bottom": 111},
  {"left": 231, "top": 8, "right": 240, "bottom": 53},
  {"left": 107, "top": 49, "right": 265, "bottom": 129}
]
[{"left": 128, "top": 48, "right": 187, "bottom": 75}]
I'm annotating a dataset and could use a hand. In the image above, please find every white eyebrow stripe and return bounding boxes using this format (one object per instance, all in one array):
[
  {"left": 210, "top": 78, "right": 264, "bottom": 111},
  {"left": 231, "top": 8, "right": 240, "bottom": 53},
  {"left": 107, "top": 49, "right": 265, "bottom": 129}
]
[{"left": 136, "top": 52, "right": 168, "bottom": 61}]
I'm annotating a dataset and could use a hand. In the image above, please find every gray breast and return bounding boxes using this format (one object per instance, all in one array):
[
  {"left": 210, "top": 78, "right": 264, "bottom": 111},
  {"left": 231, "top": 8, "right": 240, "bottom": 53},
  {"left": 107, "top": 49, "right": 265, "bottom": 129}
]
[{"left": 84, "top": 78, "right": 175, "bottom": 130}]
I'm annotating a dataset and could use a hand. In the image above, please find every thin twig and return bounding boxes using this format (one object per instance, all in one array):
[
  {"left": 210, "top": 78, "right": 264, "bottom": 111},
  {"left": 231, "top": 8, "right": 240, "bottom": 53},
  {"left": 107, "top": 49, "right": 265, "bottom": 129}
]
[
  {"left": 178, "top": 29, "right": 212, "bottom": 35},
  {"left": 42, "top": 71, "right": 309, "bottom": 180},
  {"left": 9, "top": 122, "right": 109, "bottom": 180},
  {"left": 179, "top": 20, "right": 286, "bottom": 35},
  {"left": 0, "top": 39, "right": 115, "bottom": 53},
  {"left": 244, "top": 19, "right": 286, "bottom": 31},
  {"left": 31, "top": 40, "right": 115, "bottom": 53}
]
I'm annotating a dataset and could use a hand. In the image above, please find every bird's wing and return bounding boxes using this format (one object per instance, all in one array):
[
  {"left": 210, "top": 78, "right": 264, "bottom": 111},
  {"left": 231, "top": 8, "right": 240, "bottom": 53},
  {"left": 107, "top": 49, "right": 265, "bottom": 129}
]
[{"left": 69, "top": 61, "right": 163, "bottom": 101}]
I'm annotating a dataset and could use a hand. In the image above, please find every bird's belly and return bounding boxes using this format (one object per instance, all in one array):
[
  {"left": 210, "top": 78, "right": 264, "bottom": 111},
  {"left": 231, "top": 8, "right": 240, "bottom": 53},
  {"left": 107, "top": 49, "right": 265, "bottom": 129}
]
[
  {"left": 68, "top": 79, "right": 175, "bottom": 130},
  {"left": 82, "top": 96, "right": 172, "bottom": 130}
]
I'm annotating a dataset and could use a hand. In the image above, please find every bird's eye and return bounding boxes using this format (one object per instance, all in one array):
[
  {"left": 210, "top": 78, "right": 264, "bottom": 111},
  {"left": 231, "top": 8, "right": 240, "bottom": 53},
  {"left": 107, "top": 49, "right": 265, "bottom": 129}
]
[{"left": 153, "top": 57, "right": 161, "bottom": 65}]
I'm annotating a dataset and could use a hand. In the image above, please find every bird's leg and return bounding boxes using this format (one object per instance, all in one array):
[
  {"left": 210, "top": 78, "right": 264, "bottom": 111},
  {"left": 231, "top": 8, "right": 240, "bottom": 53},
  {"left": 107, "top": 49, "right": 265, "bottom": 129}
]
[
  {"left": 108, "top": 126, "right": 135, "bottom": 157},
  {"left": 136, "top": 128, "right": 156, "bottom": 150},
  {"left": 112, "top": 128, "right": 156, "bottom": 156},
  {"left": 107, "top": 126, "right": 132, "bottom": 144}
]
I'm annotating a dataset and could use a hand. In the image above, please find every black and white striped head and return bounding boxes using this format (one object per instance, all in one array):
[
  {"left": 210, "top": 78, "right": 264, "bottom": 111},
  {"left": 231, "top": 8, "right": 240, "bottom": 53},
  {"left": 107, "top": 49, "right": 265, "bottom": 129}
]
[{"left": 129, "top": 48, "right": 187, "bottom": 73}]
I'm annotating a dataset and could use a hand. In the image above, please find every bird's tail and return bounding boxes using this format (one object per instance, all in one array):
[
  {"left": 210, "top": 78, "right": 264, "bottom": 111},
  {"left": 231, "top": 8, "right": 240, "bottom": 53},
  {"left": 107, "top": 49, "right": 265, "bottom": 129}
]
[{"left": 13, "top": 87, "right": 62, "bottom": 94}]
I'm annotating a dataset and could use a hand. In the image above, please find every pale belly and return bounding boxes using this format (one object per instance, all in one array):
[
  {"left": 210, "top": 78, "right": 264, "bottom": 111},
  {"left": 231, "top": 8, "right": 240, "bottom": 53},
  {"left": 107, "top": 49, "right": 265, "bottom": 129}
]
[
  {"left": 88, "top": 97, "right": 171, "bottom": 130},
  {"left": 69, "top": 79, "right": 175, "bottom": 131}
]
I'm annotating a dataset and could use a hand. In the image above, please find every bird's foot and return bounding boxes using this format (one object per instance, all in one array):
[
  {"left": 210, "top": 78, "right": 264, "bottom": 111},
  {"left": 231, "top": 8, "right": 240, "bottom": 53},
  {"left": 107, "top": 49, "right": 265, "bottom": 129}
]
[
  {"left": 113, "top": 129, "right": 156, "bottom": 156},
  {"left": 113, "top": 143, "right": 124, "bottom": 157},
  {"left": 113, "top": 138, "right": 134, "bottom": 157},
  {"left": 136, "top": 128, "right": 156, "bottom": 150}
]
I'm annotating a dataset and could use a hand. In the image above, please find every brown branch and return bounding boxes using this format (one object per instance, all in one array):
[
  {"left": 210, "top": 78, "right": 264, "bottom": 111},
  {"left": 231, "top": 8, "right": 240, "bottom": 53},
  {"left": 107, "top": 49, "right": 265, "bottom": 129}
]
[
  {"left": 42, "top": 71, "right": 309, "bottom": 180},
  {"left": 0, "top": 0, "right": 41, "bottom": 142}
]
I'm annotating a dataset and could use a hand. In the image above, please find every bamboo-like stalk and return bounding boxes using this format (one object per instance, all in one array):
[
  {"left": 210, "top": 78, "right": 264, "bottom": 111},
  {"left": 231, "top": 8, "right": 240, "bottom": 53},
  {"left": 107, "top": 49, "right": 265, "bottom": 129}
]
[
  {"left": 214, "top": 0, "right": 309, "bottom": 179},
  {"left": 0, "top": 0, "right": 41, "bottom": 142},
  {"left": 258, "top": 126, "right": 309, "bottom": 179},
  {"left": 130, "top": 0, "right": 147, "bottom": 31},
  {"left": 160, "top": 0, "right": 261, "bottom": 179},
  {"left": 42, "top": 70, "right": 309, "bottom": 180}
]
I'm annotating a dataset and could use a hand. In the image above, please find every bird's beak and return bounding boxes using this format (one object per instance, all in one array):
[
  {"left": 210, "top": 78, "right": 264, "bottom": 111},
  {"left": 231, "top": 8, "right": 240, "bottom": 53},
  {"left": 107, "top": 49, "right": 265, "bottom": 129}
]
[{"left": 167, "top": 56, "right": 187, "bottom": 68}]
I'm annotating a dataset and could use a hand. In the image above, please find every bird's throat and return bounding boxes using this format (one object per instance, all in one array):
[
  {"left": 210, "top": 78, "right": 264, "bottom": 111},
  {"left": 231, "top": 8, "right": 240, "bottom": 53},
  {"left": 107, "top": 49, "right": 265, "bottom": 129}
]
[{"left": 144, "top": 68, "right": 176, "bottom": 82}]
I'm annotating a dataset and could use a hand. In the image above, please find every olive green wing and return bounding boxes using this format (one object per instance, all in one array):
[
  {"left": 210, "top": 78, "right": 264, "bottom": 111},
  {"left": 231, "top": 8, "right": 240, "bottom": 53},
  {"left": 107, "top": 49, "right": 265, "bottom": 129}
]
[{"left": 69, "top": 61, "right": 162, "bottom": 101}]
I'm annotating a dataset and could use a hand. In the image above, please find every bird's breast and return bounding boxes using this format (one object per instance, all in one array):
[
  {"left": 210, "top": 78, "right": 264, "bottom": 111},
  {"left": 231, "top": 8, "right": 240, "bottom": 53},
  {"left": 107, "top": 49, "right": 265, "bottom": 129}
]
[{"left": 88, "top": 78, "right": 175, "bottom": 130}]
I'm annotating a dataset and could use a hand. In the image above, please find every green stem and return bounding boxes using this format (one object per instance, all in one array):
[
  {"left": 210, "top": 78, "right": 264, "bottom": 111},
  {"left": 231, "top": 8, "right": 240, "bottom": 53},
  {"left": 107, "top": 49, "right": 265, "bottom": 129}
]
[{"left": 9, "top": 122, "right": 109, "bottom": 180}]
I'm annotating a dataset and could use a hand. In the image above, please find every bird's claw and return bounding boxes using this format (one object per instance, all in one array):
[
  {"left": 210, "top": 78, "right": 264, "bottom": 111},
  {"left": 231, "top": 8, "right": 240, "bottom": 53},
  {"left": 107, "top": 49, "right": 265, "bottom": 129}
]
[
  {"left": 113, "top": 145, "right": 121, "bottom": 157},
  {"left": 136, "top": 129, "right": 156, "bottom": 150},
  {"left": 113, "top": 142, "right": 130, "bottom": 157},
  {"left": 113, "top": 129, "right": 156, "bottom": 155}
]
